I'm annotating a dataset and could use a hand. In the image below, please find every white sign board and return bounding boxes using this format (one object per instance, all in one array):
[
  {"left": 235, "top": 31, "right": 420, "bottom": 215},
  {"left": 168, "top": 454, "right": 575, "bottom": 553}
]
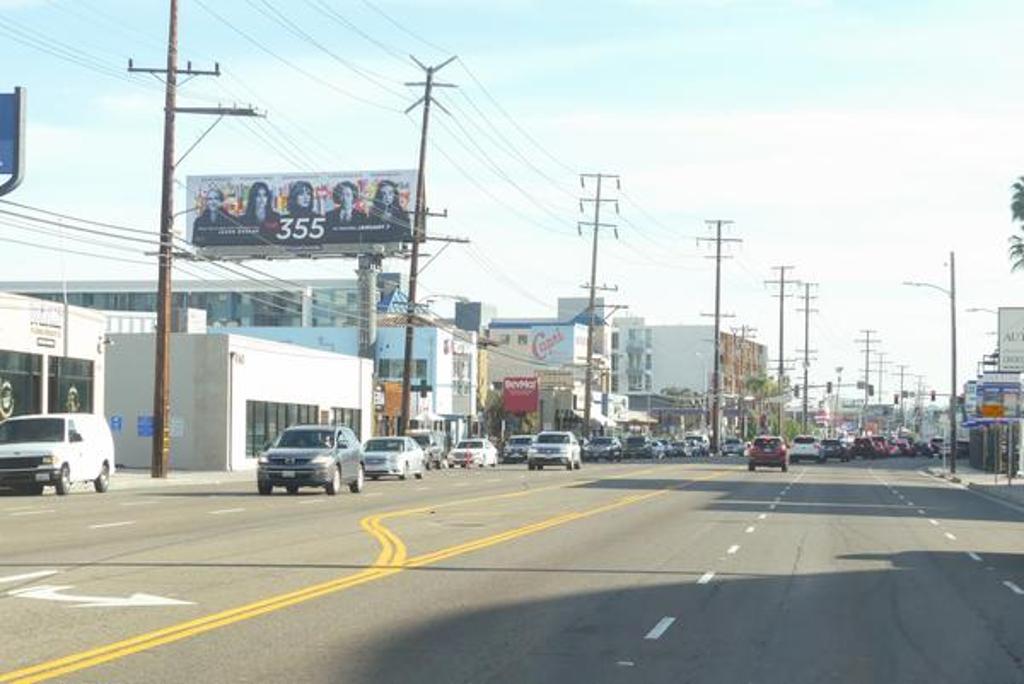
[{"left": 998, "top": 307, "right": 1024, "bottom": 372}]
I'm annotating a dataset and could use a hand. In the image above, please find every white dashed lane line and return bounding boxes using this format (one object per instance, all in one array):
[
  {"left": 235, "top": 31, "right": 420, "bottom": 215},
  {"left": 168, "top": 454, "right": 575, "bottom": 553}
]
[
  {"left": 917, "top": 509, "right": 926, "bottom": 515},
  {"left": 944, "top": 532, "right": 957, "bottom": 541},
  {"left": 745, "top": 526, "right": 756, "bottom": 534},
  {"left": 929, "top": 519, "right": 940, "bottom": 526},
  {"left": 9, "top": 509, "right": 55, "bottom": 517},
  {"left": 0, "top": 570, "right": 58, "bottom": 584},
  {"left": 88, "top": 521, "right": 135, "bottom": 529},
  {"left": 727, "top": 545, "right": 740, "bottom": 555},
  {"left": 297, "top": 500, "right": 324, "bottom": 505},
  {"left": 1003, "top": 581, "right": 1024, "bottom": 596},
  {"left": 209, "top": 508, "right": 245, "bottom": 515},
  {"left": 643, "top": 617, "right": 676, "bottom": 640},
  {"left": 697, "top": 571, "right": 715, "bottom": 585},
  {"left": 757, "top": 513, "right": 767, "bottom": 520},
  {"left": 968, "top": 552, "right": 983, "bottom": 562}
]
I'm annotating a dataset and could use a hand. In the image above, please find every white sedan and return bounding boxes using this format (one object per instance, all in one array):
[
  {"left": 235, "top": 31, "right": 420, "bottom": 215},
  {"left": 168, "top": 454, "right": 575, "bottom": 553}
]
[
  {"left": 449, "top": 438, "right": 498, "bottom": 468},
  {"left": 362, "top": 436, "right": 425, "bottom": 480}
]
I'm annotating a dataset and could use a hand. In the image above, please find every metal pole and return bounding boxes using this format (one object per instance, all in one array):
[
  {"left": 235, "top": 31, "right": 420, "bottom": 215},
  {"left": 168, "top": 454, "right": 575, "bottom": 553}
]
[
  {"left": 949, "top": 250, "right": 958, "bottom": 474},
  {"left": 801, "top": 283, "right": 810, "bottom": 433},
  {"left": 151, "top": 0, "right": 178, "bottom": 478},
  {"left": 711, "top": 220, "right": 723, "bottom": 453}
]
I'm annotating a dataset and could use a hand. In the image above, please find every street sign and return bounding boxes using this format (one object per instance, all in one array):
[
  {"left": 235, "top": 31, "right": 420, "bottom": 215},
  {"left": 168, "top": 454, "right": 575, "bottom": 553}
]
[{"left": 0, "top": 88, "right": 25, "bottom": 196}]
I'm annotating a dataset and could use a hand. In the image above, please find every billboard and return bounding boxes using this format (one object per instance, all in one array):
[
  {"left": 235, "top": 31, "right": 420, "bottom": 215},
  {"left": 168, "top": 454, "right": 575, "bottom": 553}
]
[
  {"left": 998, "top": 307, "right": 1024, "bottom": 372},
  {"left": 503, "top": 376, "right": 539, "bottom": 413},
  {"left": 184, "top": 170, "right": 416, "bottom": 259},
  {"left": 0, "top": 94, "right": 15, "bottom": 173},
  {"left": 528, "top": 326, "right": 578, "bottom": 365}
]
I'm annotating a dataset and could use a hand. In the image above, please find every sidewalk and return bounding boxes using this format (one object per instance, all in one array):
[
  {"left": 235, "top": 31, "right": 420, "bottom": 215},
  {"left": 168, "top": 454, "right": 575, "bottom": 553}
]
[
  {"left": 924, "top": 464, "right": 1024, "bottom": 510},
  {"left": 111, "top": 468, "right": 255, "bottom": 491}
]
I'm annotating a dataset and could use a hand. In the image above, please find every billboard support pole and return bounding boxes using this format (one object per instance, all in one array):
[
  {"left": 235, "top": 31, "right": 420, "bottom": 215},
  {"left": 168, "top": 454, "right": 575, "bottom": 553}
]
[
  {"left": 400, "top": 55, "right": 457, "bottom": 436},
  {"left": 130, "top": 1, "right": 257, "bottom": 478}
]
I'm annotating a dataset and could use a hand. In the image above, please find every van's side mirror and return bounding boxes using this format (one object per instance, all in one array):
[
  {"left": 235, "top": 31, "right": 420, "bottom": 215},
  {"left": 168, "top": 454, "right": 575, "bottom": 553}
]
[{"left": 69, "top": 431, "right": 83, "bottom": 443}]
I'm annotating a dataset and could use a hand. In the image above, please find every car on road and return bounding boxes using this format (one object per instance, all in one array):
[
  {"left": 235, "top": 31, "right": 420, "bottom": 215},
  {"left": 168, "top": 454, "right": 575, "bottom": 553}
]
[
  {"left": 929, "top": 437, "right": 944, "bottom": 458},
  {"left": 789, "top": 435, "right": 823, "bottom": 464},
  {"left": 622, "top": 434, "right": 654, "bottom": 459},
  {"left": 721, "top": 437, "right": 746, "bottom": 457},
  {"left": 0, "top": 413, "right": 115, "bottom": 496},
  {"left": 893, "top": 438, "right": 912, "bottom": 457},
  {"left": 870, "top": 436, "right": 892, "bottom": 458},
  {"left": 748, "top": 436, "right": 788, "bottom": 472},
  {"left": 667, "top": 440, "right": 689, "bottom": 458},
  {"left": 651, "top": 439, "right": 668, "bottom": 460},
  {"left": 820, "top": 438, "right": 848, "bottom": 462},
  {"left": 685, "top": 434, "right": 710, "bottom": 457},
  {"left": 528, "top": 431, "right": 582, "bottom": 471},
  {"left": 408, "top": 429, "right": 448, "bottom": 470},
  {"left": 450, "top": 438, "right": 498, "bottom": 468},
  {"left": 257, "top": 424, "right": 364, "bottom": 495},
  {"left": 362, "top": 436, "right": 425, "bottom": 480},
  {"left": 584, "top": 435, "right": 622, "bottom": 462},
  {"left": 501, "top": 435, "right": 534, "bottom": 464}
]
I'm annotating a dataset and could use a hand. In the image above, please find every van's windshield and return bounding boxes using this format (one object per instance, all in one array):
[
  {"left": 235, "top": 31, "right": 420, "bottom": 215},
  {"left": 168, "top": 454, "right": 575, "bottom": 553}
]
[{"left": 0, "top": 418, "right": 65, "bottom": 444}]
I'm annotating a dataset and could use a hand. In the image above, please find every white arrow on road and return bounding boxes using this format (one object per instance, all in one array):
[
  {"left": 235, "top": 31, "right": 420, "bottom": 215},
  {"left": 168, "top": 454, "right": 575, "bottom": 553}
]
[{"left": 8, "top": 584, "right": 194, "bottom": 608}]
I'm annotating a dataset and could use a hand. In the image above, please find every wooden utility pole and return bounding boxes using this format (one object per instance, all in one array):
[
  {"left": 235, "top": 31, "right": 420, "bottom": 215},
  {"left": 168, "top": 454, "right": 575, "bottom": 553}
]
[
  {"left": 796, "top": 283, "right": 818, "bottom": 433},
  {"left": 766, "top": 266, "right": 798, "bottom": 435},
  {"left": 579, "top": 173, "right": 619, "bottom": 439},
  {"left": 400, "top": 55, "right": 456, "bottom": 435}
]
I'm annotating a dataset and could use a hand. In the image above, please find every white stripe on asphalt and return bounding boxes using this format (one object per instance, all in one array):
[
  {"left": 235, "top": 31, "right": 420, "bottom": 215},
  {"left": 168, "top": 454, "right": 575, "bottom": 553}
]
[
  {"left": 944, "top": 532, "right": 957, "bottom": 541},
  {"left": 120, "top": 500, "right": 160, "bottom": 507},
  {"left": 10, "top": 510, "right": 55, "bottom": 517},
  {"left": 643, "top": 617, "right": 676, "bottom": 640},
  {"left": 0, "top": 570, "right": 58, "bottom": 584},
  {"left": 745, "top": 526, "right": 756, "bottom": 534},
  {"left": 1003, "top": 581, "right": 1024, "bottom": 595},
  {"left": 210, "top": 508, "right": 244, "bottom": 515},
  {"left": 727, "top": 545, "right": 740, "bottom": 555},
  {"left": 697, "top": 571, "right": 715, "bottom": 584},
  {"left": 929, "top": 519, "right": 939, "bottom": 526},
  {"left": 906, "top": 502, "right": 914, "bottom": 506},
  {"left": 758, "top": 513, "right": 767, "bottom": 520},
  {"left": 917, "top": 509, "right": 926, "bottom": 515},
  {"left": 967, "top": 552, "right": 983, "bottom": 562},
  {"left": 415, "top": 487, "right": 430, "bottom": 491},
  {"left": 297, "top": 500, "right": 324, "bottom": 505},
  {"left": 769, "top": 504, "right": 776, "bottom": 510},
  {"left": 365, "top": 493, "right": 383, "bottom": 497},
  {"left": 88, "top": 521, "right": 135, "bottom": 529}
]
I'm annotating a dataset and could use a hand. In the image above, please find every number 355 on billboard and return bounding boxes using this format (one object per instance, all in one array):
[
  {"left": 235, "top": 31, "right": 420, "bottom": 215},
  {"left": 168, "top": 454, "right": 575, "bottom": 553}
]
[{"left": 184, "top": 170, "right": 416, "bottom": 259}]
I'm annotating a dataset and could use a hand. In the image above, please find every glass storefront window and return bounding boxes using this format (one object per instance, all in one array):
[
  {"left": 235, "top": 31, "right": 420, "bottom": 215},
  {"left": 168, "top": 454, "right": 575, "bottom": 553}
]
[
  {"left": 47, "top": 357, "right": 94, "bottom": 414},
  {"left": 0, "top": 350, "right": 43, "bottom": 420},
  {"left": 245, "top": 400, "right": 319, "bottom": 457}
]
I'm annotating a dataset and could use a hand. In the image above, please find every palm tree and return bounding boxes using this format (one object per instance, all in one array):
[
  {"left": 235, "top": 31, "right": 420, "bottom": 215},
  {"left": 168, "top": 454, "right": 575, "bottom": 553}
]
[{"left": 1009, "top": 177, "right": 1024, "bottom": 271}]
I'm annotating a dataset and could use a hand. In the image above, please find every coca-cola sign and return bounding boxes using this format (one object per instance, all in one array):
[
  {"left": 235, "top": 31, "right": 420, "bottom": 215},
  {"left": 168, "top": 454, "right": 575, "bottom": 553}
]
[{"left": 503, "top": 376, "right": 539, "bottom": 413}]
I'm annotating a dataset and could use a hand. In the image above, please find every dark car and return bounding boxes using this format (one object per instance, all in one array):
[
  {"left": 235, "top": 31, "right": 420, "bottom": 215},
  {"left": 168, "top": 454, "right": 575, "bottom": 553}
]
[
  {"left": 501, "top": 435, "right": 534, "bottom": 464},
  {"left": 667, "top": 440, "right": 689, "bottom": 457},
  {"left": 929, "top": 437, "right": 944, "bottom": 457},
  {"left": 748, "top": 436, "right": 788, "bottom": 472},
  {"left": 914, "top": 440, "right": 933, "bottom": 457},
  {"left": 893, "top": 438, "right": 912, "bottom": 456},
  {"left": 850, "top": 437, "right": 876, "bottom": 459},
  {"left": 820, "top": 438, "right": 847, "bottom": 461},
  {"left": 623, "top": 435, "right": 654, "bottom": 459},
  {"left": 257, "top": 425, "right": 364, "bottom": 496},
  {"left": 584, "top": 436, "right": 622, "bottom": 462}
]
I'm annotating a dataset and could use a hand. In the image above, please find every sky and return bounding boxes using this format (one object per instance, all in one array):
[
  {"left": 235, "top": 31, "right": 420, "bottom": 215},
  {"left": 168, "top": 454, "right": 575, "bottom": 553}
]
[{"left": 1, "top": 0, "right": 1023, "bottom": 407}]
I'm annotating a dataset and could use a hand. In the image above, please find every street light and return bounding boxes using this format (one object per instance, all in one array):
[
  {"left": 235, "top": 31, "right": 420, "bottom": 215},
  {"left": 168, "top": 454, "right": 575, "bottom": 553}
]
[{"left": 902, "top": 250, "right": 958, "bottom": 473}]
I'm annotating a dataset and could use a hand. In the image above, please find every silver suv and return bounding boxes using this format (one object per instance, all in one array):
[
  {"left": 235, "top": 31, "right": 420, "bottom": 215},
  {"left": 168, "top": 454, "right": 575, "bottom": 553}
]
[
  {"left": 408, "top": 430, "right": 448, "bottom": 470},
  {"left": 528, "top": 431, "right": 582, "bottom": 471},
  {"left": 257, "top": 425, "right": 364, "bottom": 496}
]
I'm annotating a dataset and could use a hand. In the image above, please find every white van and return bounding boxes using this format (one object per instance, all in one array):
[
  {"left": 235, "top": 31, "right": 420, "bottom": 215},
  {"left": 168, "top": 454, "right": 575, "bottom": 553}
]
[{"left": 0, "top": 414, "right": 115, "bottom": 495}]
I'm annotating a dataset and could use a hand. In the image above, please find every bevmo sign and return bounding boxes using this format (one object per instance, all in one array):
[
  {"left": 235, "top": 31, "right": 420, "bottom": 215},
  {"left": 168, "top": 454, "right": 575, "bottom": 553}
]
[{"left": 503, "top": 377, "right": 539, "bottom": 413}]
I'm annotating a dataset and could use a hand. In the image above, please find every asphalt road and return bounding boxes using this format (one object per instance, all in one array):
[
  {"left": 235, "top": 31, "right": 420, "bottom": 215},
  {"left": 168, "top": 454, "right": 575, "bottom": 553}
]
[{"left": 3, "top": 457, "right": 1024, "bottom": 683}]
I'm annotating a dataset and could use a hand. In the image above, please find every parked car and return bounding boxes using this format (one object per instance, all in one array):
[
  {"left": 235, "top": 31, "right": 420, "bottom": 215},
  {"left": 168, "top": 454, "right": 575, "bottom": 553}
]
[
  {"left": 748, "top": 436, "right": 788, "bottom": 472},
  {"left": 584, "top": 435, "right": 622, "bottom": 462},
  {"left": 929, "top": 437, "right": 945, "bottom": 458},
  {"left": 789, "top": 435, "right": 823, "bottom": 464},
  {"left": 0, "top": 413, "right": 114, "bottom": 496},
  {"left": 685, "top": 434, "right": 710, "bottom": 457},
  {"left": 870, "top": 436, "right": 891, "bottom": 458},
  {"left": 501, "top": 435, "right": 534, "bottom": 464},
  {"left": 721, "top": 437, "right": 746, "bottom": 457},
  {"left": 257, "top": 424, "right": 364, "bottom": 495},
  {"left": 913, "top": 440, "right": 933, "bottom": 457},
  {"left": 528, "top": 431, "right": 582, "bottom": 471},
  {"left": 450, "top": 438, "right": 498, "bottom": 468},
  {"left": 820, "top": 438, "right": 847, "bottom": 462},
  {"left": 408, "top": 429, "right": 448, "bottom": 470},
  {"left": 362, "top": 436, "right": 425, "bottom": 480},
  {"left": 621, "top": 435, "right": 652, "bottom": 459},
  {"left": 667, "top": 440, "right": 689, "bottom": 458},
  {"left": 893, "top": 438, "right": 912, "bottom": 457},
  {"left": 651, "top": 439, "right": 668, "bottom": 460}
]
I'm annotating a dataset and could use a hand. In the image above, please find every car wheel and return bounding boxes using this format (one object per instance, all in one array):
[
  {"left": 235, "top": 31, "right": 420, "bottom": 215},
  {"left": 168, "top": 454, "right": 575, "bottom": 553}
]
[
  {"left": 748, "top": 463, "right": 755, "bottom": 471},
  {"left": 93, "top": 461, "right": 110, "bottom": 493},
  {"left": 325, "top": 466, "right": 342, "bottom": 495},
  {"left": 286, "top": 485, "right": 299, "bottom": 494},
  {"left": 781, "top": 464, "right": 788, "bottom": 472},
  {"left": 349, "top": 465, "right": 365, "bottom": 493},
  {"left": 55, "top": 464, "right": 71, "bottom": 496},
  {"left": 538, "top": 464, "right": 544, "bottom": 470},
  {"left": 400, "top": 462, "right": 409, "bottom": 481},
  {"left": 565, "top": 458, "right": 573, "bottom": 471},
  {"left": 414, "top": 465, "right": 424, "bottom": 480},
  {"left": 425, "top": 461, "right": 432, "bottom": 471},
  {"left": 528, "top": 463, "right": 535, "bottom": 471},
  {"left": 257, "top": 481, "right": 273, "bottom": 496},
  {"left": 370, "top": 475, "right": 380, "bottom": 481}
]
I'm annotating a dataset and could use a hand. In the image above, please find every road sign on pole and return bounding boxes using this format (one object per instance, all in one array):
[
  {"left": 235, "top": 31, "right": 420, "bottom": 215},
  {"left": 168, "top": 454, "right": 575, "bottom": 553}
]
[{"left": 0, "top": 87, "right": 26, "bottom": 197}]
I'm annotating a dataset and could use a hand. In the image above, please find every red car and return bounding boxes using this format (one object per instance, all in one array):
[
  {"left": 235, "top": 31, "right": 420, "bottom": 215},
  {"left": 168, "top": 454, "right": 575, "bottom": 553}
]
[
  {"left": 869, "top": 436, "right": 890, "bottom": 458},
  {"left": 748, "top": 436, "right": 788, "bottom": 472}
]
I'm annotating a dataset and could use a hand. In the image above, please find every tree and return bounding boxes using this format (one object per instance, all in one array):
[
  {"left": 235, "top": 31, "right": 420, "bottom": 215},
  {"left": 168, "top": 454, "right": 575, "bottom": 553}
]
[{"left": 1009, "top": 176, "right": 1024, "bottom": 271}]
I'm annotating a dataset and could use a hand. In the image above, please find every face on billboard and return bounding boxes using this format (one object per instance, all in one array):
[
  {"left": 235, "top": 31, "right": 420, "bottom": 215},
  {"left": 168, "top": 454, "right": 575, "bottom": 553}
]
[{"left": 184, "top": 170, "right": 416, "bottom": 258}]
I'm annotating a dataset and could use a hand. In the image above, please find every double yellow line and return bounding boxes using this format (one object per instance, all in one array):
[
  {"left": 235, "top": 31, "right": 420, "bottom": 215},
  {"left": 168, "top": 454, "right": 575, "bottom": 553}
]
[{"left": 1, "top": 468, "right": 721, "bottom": 683}]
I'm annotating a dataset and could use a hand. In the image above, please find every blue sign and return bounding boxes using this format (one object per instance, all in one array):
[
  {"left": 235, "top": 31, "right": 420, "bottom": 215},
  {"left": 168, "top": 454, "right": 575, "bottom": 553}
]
[
  {"left": 137, "top": 415, "right": 154, "bottom": 438},
  {"left": 109, "top": 415, "right": 124, "bottom": 434},
  {"left": 0, "top": 94, "right": 15, "bottom": 173}
]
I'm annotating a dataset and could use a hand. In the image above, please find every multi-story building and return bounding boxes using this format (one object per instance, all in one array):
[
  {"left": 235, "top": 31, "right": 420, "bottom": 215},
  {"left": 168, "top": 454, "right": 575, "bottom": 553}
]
[{"left": 1, "top": 275, "right": 408, "bottom": 329}]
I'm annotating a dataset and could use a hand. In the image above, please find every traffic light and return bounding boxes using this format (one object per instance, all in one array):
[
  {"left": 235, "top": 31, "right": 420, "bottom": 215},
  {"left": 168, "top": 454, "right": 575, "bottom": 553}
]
[
  {"left": 794, "top": 385, "right": 800, "bottom": 398},
  {"left": 868, "top": 384, "right": 874, "bottom": 397},
  {"left": 930, "top": 390, "right": 936, "bottom": 402},
  {"left": 826, "top": 381, "right": 833, "bottom": 395},
  {"left": 893, "top": 394, "right": 899, "bottom": 405}
]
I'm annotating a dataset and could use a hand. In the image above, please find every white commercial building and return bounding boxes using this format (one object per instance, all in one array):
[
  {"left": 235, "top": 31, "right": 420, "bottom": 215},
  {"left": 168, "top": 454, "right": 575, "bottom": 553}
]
[
  {"left": 104, "top": 333, "right": 371, "bottom": 471},
  {"left": 0, "top": 292, "right": 107, "bottom": 421}
]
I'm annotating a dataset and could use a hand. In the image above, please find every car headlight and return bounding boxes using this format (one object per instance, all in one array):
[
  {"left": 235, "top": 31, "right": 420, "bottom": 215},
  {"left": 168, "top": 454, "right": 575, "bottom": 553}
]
[
  {"left": 527, "top": 447, "right": 538, "bottom": 455},
  {"left": 258, "top": 455, "right": 269, "bottom": 465},
  {"left": 310, "top": 454, "right": 334, "bottom": 465},
  {"left": 41, "top": 454, "right": 59, "bottom": 465}
]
